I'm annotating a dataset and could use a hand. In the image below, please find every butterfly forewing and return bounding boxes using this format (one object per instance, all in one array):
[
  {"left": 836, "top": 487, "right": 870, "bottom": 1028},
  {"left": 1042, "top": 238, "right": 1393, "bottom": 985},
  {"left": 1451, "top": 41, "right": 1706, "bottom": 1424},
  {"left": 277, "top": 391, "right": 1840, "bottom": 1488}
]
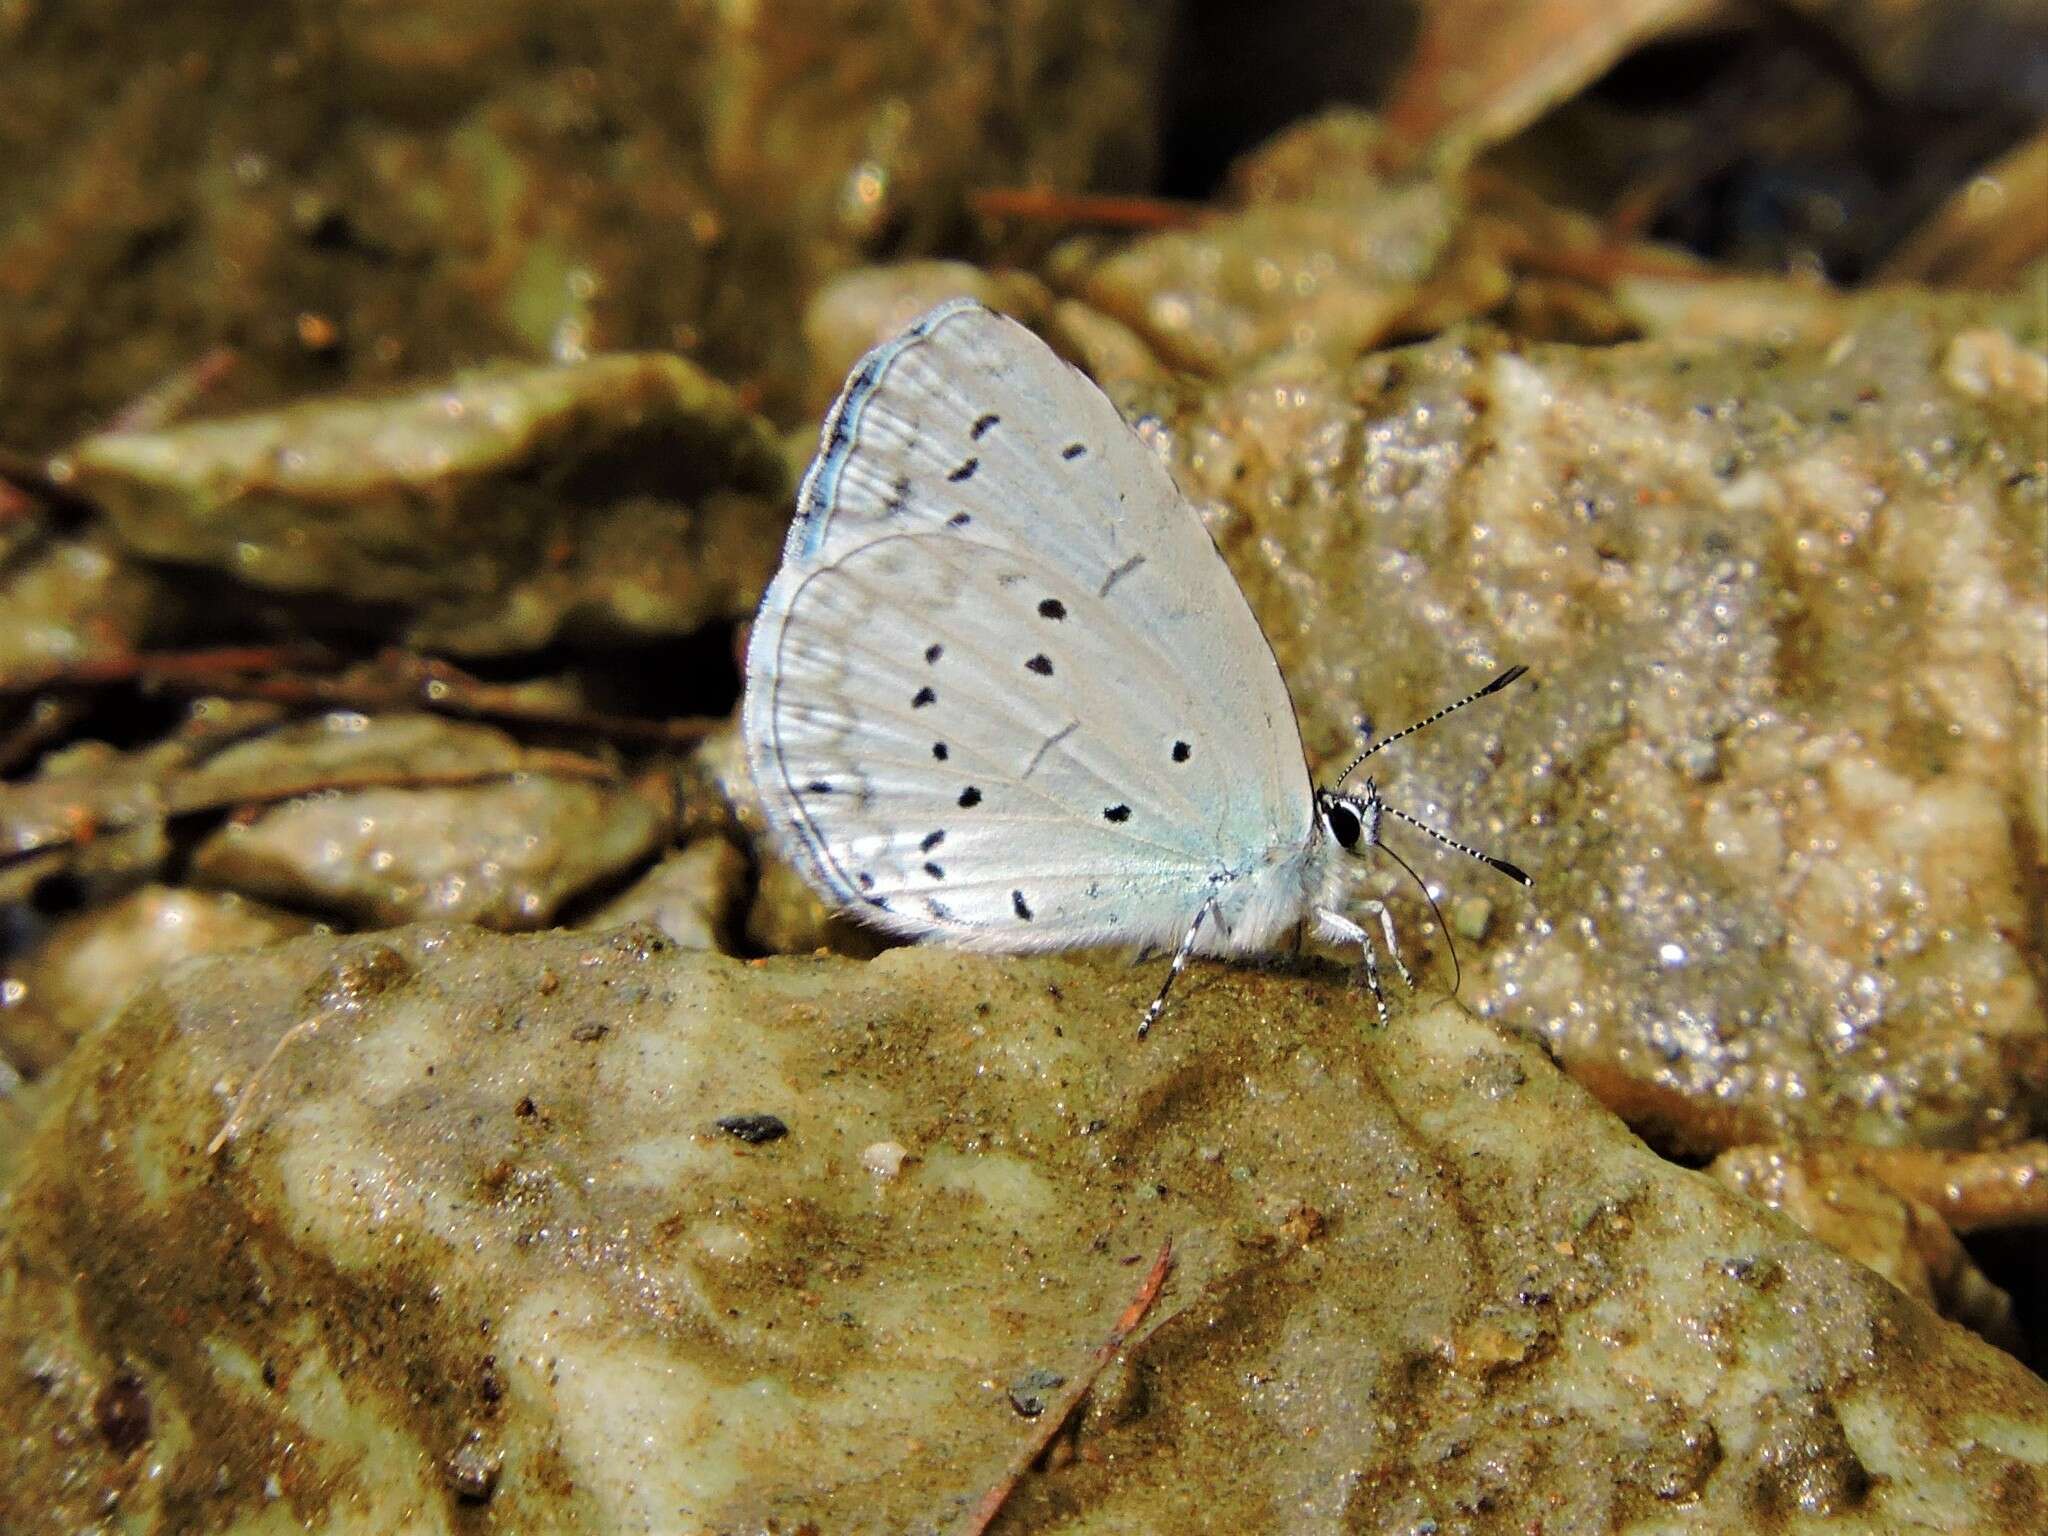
[{"left": 744, "top": 301, "right": 1311, "bottom": 949}]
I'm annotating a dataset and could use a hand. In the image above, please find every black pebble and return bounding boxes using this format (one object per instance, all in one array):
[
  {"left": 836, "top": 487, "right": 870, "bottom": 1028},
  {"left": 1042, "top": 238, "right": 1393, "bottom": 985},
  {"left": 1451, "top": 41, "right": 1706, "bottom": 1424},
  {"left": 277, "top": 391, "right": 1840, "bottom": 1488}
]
[
  {"left": 1008, "top": 1368, "right": 1067, "bottom": 1418},
  {"left": 716, "top": 1114, "right": 788, "bottom": 1145}
]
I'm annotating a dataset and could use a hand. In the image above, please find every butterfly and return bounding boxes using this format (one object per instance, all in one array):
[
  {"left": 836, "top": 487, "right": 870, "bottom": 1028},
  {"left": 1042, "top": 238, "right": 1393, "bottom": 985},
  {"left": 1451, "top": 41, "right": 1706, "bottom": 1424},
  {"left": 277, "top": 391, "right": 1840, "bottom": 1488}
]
[{"left": 742, "top": 299, "right": 1529, "bottom": 1033}]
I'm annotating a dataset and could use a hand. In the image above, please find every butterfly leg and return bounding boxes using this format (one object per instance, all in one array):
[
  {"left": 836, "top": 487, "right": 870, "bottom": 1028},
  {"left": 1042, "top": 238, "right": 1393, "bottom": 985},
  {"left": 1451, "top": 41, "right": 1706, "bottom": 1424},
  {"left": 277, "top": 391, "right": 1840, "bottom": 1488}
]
[
  {"left": 1139, "top": 897, "right": 1217, "bottom": 1039},
  {"left": 1358, "top": 898, "right": 1416, "bottom": 990},
  {"left": 1313, "top": 908, "right": 1392, "bottom": 1027}
]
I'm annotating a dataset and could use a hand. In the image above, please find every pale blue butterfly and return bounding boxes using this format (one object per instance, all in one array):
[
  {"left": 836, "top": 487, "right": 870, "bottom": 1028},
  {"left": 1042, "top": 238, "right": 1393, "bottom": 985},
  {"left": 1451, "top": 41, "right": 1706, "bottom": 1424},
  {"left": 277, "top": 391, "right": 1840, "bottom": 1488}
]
[{"left": 743, "top": 300, "right": 1528, "bottom": 1032}]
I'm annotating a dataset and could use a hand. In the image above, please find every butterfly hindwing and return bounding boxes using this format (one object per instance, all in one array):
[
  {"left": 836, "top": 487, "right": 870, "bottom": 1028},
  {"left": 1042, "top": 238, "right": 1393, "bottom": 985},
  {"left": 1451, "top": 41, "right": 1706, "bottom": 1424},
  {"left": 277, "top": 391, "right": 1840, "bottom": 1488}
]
[{"left": 744, "top": 302, "right": 1312, "bottom": 949}]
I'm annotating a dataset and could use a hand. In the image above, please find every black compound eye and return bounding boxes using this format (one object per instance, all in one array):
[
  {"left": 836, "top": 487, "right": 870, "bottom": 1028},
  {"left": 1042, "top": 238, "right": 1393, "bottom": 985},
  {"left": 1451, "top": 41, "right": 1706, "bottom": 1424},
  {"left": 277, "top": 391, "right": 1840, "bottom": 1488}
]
[{"left": 1326, "top": 801, "right": 1361, "bottom": 849}]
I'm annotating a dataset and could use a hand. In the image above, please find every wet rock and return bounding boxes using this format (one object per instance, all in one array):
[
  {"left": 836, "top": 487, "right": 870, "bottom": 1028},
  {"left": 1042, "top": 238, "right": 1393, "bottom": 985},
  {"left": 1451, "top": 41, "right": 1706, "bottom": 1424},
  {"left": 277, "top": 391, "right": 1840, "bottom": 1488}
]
[
  {"left": 65, "top": 353, "right": 790, "bottom": 655},
  {"left": 1749, "top": 1391, "right": 1873, "bottom": 1517},
  {"left": 0, "top": 1058, "right": 38, "bottom": 1191},
  {"left": 0, "top": 884, "right": 313, "bottom": 1079},
  {"left": 0, "top": 530, "right": 170, "bottom": 679},
  {"left": 443, "top": 1428, "right": 502, "bottom": 1503},
  {"left": 188, "top": 713, "right": 669, "bottom": 928},
  {"left": 1077, "top": 114, "right": 1470, "bottom": 377},
  {"left": 1, "top": 928, "right": 2042, "bottom": 1530},
  {"left": 1159, "top": 298, "right": 2045, "bottom": 1153},
  {"left": 706, "top": 720, "right": 889, "bottom": 960},
  {"left": 1711, "top": 1143, "right": 2022, "bottom": 1350},
  {"left": 575, "top": 837, "right": 745, "bottom": 952},
  {"left": 0, "top": 3, "right": 1165, "bottom": 449},
  {"left": 743, "top": 853, "right": 891, "bottom": 961},
  {"left": 89, "top": 1366, "right": 151, "bottom": 1458},
  {"left": 0, "top": 738, "right": 178, "bottom": 910}
]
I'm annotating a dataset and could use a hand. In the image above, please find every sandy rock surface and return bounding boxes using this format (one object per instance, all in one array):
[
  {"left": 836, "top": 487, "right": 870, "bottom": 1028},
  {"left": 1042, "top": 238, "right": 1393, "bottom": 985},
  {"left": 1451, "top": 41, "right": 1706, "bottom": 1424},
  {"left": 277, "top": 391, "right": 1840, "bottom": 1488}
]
[
  {"left": 1151, "top": 307, "right": 2046, "bottom": 1155},
  {"left": 187, "top": 714, "right": 672, "bottom": 929},
  {"left": 0, "top": 2, "right": 1165, "bottom": 449},
  {"left": 0, "top": 884, "right": 313, "bottom": 1078},
  {"left": 2, "top": 925, "right": 2042, "bottom": 1532},
  {"left": 66, "top": 353, "right": 790, "bottom": 656}
]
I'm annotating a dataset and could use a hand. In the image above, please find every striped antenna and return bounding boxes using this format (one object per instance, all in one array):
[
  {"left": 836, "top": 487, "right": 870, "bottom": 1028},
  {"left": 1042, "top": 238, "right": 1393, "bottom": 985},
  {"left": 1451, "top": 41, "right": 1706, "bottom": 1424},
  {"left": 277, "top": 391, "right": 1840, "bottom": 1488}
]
[
  {"left": 1331, "top": 665, "right": 1527, "bottom": 790},
  {"left": 1385, "top": 805, "right": 1532, "bottom": 886}
]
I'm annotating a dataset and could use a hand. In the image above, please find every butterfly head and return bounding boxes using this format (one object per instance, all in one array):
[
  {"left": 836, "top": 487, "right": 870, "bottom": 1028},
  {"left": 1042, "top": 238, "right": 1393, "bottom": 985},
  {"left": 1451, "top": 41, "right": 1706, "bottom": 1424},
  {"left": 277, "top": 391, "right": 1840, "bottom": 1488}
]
[{"left": 1315, "top": 783, "right": 1382, "bottom": 857}]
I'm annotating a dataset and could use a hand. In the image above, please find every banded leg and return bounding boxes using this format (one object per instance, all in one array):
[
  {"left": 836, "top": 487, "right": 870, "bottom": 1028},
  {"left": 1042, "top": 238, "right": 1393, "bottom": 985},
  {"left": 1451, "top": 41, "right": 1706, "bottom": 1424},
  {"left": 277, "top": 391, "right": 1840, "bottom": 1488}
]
[
  {"left": 1139, "top": 897, "right": 1216, "bottom": 1038},
  {"left": 1359, "top": 899, "right": 1415, "bottom": 989},
  {"left": 1313, "top": 906, "right": 1414, "bottom": 1027}
]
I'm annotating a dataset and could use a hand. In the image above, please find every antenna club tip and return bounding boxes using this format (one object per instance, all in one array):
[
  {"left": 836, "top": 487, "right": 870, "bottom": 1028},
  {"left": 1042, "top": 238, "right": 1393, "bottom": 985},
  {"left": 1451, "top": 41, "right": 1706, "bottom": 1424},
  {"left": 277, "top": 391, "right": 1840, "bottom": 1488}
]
[
  {"left": 1489, "top": 857, "right": 1534, "bottom": 886},
  {"left": 1483, "top": 664, "right": 1529, "bottom": 695}
]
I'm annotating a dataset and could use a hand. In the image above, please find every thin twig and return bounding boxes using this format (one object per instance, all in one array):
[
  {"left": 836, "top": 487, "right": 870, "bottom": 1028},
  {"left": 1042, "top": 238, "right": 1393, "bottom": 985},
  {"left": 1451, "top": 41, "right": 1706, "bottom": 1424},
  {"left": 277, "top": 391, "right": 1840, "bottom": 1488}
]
[
  {"left": 969, "top": 187, "right": 1206, "bottom": 232},
  {"left": 165, "top": 657, "right": 721, "bottom": 748},
  {"left": 955, "top": 1239, "right": 1176, "bottom": 1536},
  {"left": 4, "top": 752, "right": 622, "bottom": 865},
  {"left": 0, "top": 645, "right": 722, "bottom": 748},
  {"left": 103, "top": 345, "right": 239, "bottom": 435},
  {"left": 163, "top": 753, "right": 622, "bottom": 818},
  {"left": 204, "top": 674, "right": 724, "bottom": 747},
  {"left": 206, "top": 1011, "right": 326, "bottom": 1155},
  {"left": 0, "top": 645, "right": 332, "bottom": 699}
]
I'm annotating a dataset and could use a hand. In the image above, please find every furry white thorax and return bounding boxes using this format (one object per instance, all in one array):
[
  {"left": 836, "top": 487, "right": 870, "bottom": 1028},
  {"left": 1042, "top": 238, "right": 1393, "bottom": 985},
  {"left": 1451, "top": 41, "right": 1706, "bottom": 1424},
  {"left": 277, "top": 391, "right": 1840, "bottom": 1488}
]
[{"left": 1170, "top": 779, "right": 1390, "bottom": 961}]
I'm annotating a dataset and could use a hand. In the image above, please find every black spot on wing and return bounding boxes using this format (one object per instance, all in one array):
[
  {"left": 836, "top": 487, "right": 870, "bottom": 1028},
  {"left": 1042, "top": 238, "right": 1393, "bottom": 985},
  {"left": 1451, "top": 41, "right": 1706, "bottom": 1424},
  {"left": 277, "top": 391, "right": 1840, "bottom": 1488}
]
[
  {"left": 884, "top": 474, "right": 911, "bottom": 516},
  {"left": 947, "top": 458, "right": 979, "bottom": 483},
  {"left": 1173, "top": 740, "right": 1191, "bottom": 762},
  {"left": 1062, "top": 443, "right": 1086, "bottom": 460},
  {"left": 924, "top": 862, "right": 945, "bottom": 880},
  {"left": 913, "top": 686, "right": 936, "bottom": 708},
  {"left": 857, "top": 871, "right": 874, "bottom": 891},
  {"left": 1037, "top": 598, "right": 1066, "bottom": 620},
  {"left": 920, "top": 830, "right": 945, "bottom": 852},
  {"left": 958, "top": 786, "right": 982, "bottom": 808},
  {"left": 948, "top": 512, "right": 972, "bottom": 528},
  {"left": 971, "top": 413, "right": 1000, "bottom": 439},
  {"left": 1103, "top": 804, "right": 1130, "bottom": 823},
  {"left": 1012, "top": 889, "right": 1033, "bottom": 920},
  {"left": 932, "top": 742, "right": 949, "bottom": 761},
  {"left": 806, "top": 779, "right": 832, "bottom": 794},
  {"left": 1025, "top": 654, "right": 1053, "bottom": 676},
  {"left": 925, "top": 643, "right": 943, "bottom": 664}
]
